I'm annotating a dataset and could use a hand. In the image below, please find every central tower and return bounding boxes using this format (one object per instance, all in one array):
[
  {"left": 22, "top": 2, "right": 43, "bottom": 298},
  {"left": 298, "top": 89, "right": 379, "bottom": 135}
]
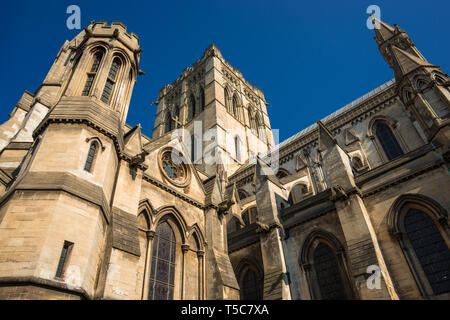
[{"left": 152, "top": 45, "right": 274, "bottom": 176}]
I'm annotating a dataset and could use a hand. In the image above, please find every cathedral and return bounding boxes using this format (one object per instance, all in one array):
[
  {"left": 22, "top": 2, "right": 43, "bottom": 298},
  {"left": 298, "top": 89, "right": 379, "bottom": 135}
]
[{"left": 0, "top": 17, "right": 448, "bottom": 300}]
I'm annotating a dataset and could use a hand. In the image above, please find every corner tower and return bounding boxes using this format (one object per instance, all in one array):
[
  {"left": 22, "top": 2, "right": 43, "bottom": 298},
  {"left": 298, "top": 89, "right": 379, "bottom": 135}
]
[
  {"left": 152, "top": 45, "right": 274, "bottom": 176},
  {"left": 372, "top": 17, "right": 450, "bottom": 143},
  {"left": 0, "top": 22, "right": 146, "bottom": 299}
]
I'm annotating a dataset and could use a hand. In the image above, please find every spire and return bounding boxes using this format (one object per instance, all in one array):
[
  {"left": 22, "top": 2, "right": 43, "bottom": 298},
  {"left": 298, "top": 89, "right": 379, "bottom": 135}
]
[
  {"left": 371, "top": 16, "right": 396, "bottom": 45},
  {"left": 372, "top": 17, "right": 428, "bottom": 79}
]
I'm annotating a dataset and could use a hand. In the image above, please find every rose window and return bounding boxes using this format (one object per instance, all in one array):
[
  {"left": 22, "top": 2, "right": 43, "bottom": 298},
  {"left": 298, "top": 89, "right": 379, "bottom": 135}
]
[{"left": 160, "top": 150, "right": 187, "bottom": 185}]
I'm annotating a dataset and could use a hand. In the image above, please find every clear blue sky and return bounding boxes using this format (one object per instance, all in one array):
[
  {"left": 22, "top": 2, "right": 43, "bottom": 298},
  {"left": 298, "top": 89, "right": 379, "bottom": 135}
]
[{"left": 1, "top": 0, "right": 449, "bottom": 142}]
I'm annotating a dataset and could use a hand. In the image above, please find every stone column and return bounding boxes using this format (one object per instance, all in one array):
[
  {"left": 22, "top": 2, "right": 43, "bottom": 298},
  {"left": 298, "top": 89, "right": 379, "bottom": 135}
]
[
  {"left": 142, "top": 230, "right": 155, "bottom": 300},
  {"left": 197, "top": 250, "right": 205, "bottom": 300},
  {"left": 181, "top": 244, "right": 190, "bottom": 300}
]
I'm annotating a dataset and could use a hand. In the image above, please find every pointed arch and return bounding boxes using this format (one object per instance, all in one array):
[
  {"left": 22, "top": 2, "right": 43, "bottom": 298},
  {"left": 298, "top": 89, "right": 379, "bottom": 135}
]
[
  {"left": 138, "top": 199, "right": 155, "bottom": 231},
  {"left": 148, "top": 220, "right": 177, "bottom": 300},
  {"left": 187, "top": 223, "right": 206, "bottom": 251},
  {"left": 368, "top": 115, "right": 406, "bottom": 162},
  {"left": 387, "top": 193, "right": 450, "bottom": 297},
  {"left": 188, "top": 92, "right": 196, "bottom": 120},
  {"left": 248, "top": 106, "right": 257, "bottom": 135},
  {"left": 288, "top": 182, "right": 310, "bottom": 205},
  {"left": 232, "top": 93, "right": 240, "bottom": 119},
  {"left": 254, "top": 111, "right": 267, "bottom": 143},
  {"left": 84, "top": 140, "right": 99, "bottom": 172},
  {"left": 152, "top": 205, "right": 188, "bottom": 244},
  {"left": 224, "top": 86, "right": 231, "bottom": 112},
  {"left": 299, "top": 229, "right": 355, "bottom": 300},
  {"left": 81, "top": 47, "right": 105, "bottom": 96},
  {"left": 101, "top": 55, "right": 123, "bottom": 104},
  {"left": 164, "top": 111, "right": 172, "bottom": 134},
  {"left": 234, "top": 258, "right": 263, "bottom": 300}
]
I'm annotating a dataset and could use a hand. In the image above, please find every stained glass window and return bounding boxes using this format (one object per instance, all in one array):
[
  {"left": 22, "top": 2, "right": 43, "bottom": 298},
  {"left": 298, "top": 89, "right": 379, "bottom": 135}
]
[
  {"left": 404, "top": 209, "right": 450, "bottom": 295},
  {"left": 148, "top": 221, "right": 176, "bottom": 300},
  {"left": 241, "top": 269, "right": 261, "bottom": 300},
  {"left": 161, "top": 150, "right": 187, "bottom": 184},
  {"left": 84, "top": 142, "right": 97, "bottom": 172},
  {"left": 313, "top": 243, "right": 347, "bottom": 300},
  {"left": 375, "top": 122, "right": 404, "bottom": 160},
  {"left": 101, "top": 58, "right": 121, "bottom": 103},
  {"left": 82, "top": 52, "right": 103, "bottom": 96}
]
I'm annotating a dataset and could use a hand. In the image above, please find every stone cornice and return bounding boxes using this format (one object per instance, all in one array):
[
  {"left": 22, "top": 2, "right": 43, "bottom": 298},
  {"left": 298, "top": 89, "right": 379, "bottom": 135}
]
[
  {"left": 142, "top": 174, "right": 205, "bottom": 210},
  {"left": 33, "top": 98, "right": 147, "bottom": 171},
  {"left": 0, "top": 276, "right": 90, "bottom": 300},
  {"left": 16, "top": 171, "right": 111, "bottom": 224}
]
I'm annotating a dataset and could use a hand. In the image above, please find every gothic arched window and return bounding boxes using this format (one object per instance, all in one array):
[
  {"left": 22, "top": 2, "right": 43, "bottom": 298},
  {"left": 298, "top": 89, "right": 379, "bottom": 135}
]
[
  {"left": 189, "top": 94, "right": 196, "bottom": 120},
  {"left": 164, "top": 112, "right": 172, "bottom": 133},
  {"left": 403, "top": 208, "right": 450, "bottom": 295},
  {"left": 300, "top": 231, "right": 354, "bottom": 300},
  {"left": 313, "top": 243, "right": 348, "bottom": 300},
  {"left": 255, "top": 114, "right": 267, "bottom": 142},
  {"left": 248, "top": 109, "right": 257, "bottom": 135},
  {"left": 84, "top": 141, "right": 98, "bottom": 172},
  {"left": 201, "top": 89, "right": 206, "bottom": 111},
  {"left": 288, "top": 183, "right": 309, "bottom": 205},
  {"left": 232, "top": 95, "right": 239, "bottom": 119},
  {"left": 240, "top": 268, "right": 262, "bottom": 300},
  {"left": 148, "top": 221, "right": 177, "bottom": 300},
  {"left": 375, "top": 122, "right": 404, "bottom": 161},
  {"left": 82, "top": 51, "right": 103, "bottom": 96},
  {"left": 101, "top": 57, "right": 122, "bottom": 103},
  {"left": 224, "top": 88, "right": 230, "bottom": 112},
  {"left": 235, "top": 136, "right": 241, "bottom": 163}
]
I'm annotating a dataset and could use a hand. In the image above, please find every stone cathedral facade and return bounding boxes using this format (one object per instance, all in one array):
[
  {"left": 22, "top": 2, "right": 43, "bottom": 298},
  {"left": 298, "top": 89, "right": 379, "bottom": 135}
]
[{"left": 0, "top": 18, "right": 449, "bottom": 300}]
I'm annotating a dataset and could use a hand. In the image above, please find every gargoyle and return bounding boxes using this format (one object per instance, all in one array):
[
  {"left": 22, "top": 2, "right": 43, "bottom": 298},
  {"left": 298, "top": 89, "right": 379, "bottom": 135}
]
[
  {"left": 330, "top": 185, "right": 348, "bottom": 200},
  {"left": 217, "top": 199, "right": 234, "bottom": 215}
]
